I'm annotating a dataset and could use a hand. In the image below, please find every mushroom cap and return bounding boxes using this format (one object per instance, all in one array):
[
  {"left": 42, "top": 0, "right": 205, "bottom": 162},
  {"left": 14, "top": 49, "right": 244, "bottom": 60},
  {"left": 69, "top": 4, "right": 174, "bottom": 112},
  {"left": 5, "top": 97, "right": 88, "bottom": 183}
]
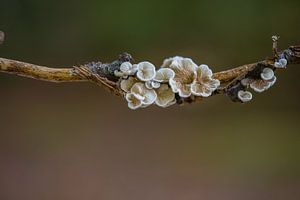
[
  {"left": 125, "top": 93, "right": 143, "bottom": 110},
  {"left": 151, "top": 81, "right": 161, "bottom": 89},
  {"left": 241, "top": 78, "right": 252, "bottom": 86},
  {"left": 164, "top": 57, "right": 198, "bottom": 98},
  {"left": 154, "top": 68, "right": 175, "bottom": 83},
  {"left": 130, "top": 82, "right": 157, "bottom": 105},
  {"left": 238, "top": 90, "right": 253, "bottom": 102},
  {"left": 120, "top": 77, "right": 138, "bottom": 92},
  {"left": 169, "top": 79, "right": 192, "bottom": 97},
  {"left": 260, "top": 68, "right": 274, "bottom": 81},
  {"left": 197, "top": 64, "right": 213, "bottom": 79},
  {"left": 120, "top": 62, "right": 132, "bottom": 73},
  {"left": 145, "top": 81, "right": 161, "bottom": 89},
  {"left": 136, "top": 62, "right": 156, "bottom": 81},
  {"left": 250, "top": 76, "right": 277, "bottom": 93},
  {"left": 274, "top": 58, "right": 287, "bottom": 68},
  {"left": 190, "top": 65, "right": 220, "bottom": 97},
  {"left": 155, "top": 84, "right": 175, "bottom": 107}
]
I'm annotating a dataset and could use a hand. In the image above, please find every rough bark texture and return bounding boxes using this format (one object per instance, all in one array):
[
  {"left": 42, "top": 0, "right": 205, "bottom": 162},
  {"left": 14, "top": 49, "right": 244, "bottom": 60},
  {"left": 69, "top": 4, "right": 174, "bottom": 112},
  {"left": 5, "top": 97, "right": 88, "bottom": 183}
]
[{"left": 0, "top": 58, "right": 83, "bottom": 82}]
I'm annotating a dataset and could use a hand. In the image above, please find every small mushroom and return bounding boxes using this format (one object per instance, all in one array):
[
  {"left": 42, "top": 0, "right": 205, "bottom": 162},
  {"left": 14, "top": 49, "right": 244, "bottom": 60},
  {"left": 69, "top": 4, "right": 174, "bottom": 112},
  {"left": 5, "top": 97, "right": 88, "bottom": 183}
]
[
  {"left": 115, "top": 62, "right": 137, "bottom": 77},
  {"left": 155, "top": 84, "right": 175, "bottom": 107},
  {"left": 145, "top": 80, "right": 161, "bottom": 89},
  {"left": 154, "top": 68, "right": 175, "bottom": 83},
  {"left": 241, "top": 78, "right": 252, "bottom": 86},
  {"left": 136, "top": 62, "right": 156, "bottom": 81},
  {"left": 125, "top": 93, "right": 143, "bottom": 110},
  {"left": 190, "top": 65, "right": 220, "bottom": 97},
  {"left": 274, "top": 58, "right": 287, "bottom": 68},
  {"left": 164, "top": 56, "right": 197, "bottom": 97},
  {"left": 260, "top": 68, "right": 274, "bottom": 81},
  {"left": 151, "top": 81, "right": 161, "bottom": 89},
  {"left": 120, "top": 77, "right": 138, "bottom": 92},
  {"left": 237, "top": 90, "right": 252, "bottom": 103},
  {"left": 114, "top": 70, "right": 126, "bottom": 78},
  {"left": 250, "top": 76, "right": 277, "bottom": 93},
  {"left": 145, "top": 81, "right": 153, "bottom": 89},
  {"left": 130, "top": 82, "right": 157, "bottom": 106},
  {"left": 242, "top": 70, "right": 277, "bottom": 93}
]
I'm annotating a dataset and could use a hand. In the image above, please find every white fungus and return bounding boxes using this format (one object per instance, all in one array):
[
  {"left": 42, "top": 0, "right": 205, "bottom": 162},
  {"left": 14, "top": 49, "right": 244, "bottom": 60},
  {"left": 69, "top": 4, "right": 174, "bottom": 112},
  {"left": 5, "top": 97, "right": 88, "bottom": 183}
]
[
  {"left": 163, "top": 56, "right": 197, "bottom": 97},
  {"left": 136, "top": 62, "right": 156, "bottom": 81},
  {"left": 190, "top": 64, "right": 220, "bottom": 97},
  {"left": 155, "top": 84, "right": 175, "bottom": 107},
  {"left": 145, "top": 80, "right": 161, "bottom": 89},
  {"left": 115, "top": 62, "right": 137, "bottom": 77},
  {"left": 274, "top": 58, "right": 287, "bottom": 68},
  {"left": 130, "top": 82, "right": 157, "bottom": 106},
  {"left": 250, "top": 76, "right": 277, "bottom": 93},
  {"left": 120, "top": 77, "right": 138, "bottom": 92},
  {"left": 260, "top": 68, "right": 274, "bottom": 81},
  {"left": 241, "top": 78, "right": 251, "bottom": 86},
  {"left": 125, "top": 93, "right": 143, "bottom": 110},
  {"left": 241, "top": 68, "right": 277, "bottom": 93},
  {"left": 154, "top": 68, "right": 175, "bottom": 83},
  {"left": 118, "top": 57, "right": 225, "bottom": 109},
  {"left": 238, "top": 90, "right": 253, "bottom": 103}
]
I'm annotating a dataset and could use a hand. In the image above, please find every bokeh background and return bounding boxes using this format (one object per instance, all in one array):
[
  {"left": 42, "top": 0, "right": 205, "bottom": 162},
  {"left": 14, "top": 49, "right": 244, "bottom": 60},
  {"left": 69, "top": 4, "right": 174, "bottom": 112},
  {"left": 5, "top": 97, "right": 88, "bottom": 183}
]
[{"left": 1, "top": 0, "right": 300, "bottom": 199}]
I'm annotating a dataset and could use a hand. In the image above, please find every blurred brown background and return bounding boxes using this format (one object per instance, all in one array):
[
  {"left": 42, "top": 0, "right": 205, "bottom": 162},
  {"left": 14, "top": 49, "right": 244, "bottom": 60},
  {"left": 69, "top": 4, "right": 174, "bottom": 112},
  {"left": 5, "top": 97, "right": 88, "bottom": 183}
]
[{"left": 0, "top": 0, "right": 300, "bottom": 199}]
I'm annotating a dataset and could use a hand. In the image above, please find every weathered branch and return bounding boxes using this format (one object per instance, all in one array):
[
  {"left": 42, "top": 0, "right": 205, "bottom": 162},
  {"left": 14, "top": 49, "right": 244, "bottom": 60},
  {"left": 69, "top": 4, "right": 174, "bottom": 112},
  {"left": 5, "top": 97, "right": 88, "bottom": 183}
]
[
  {"left": 1, "top": 36, "right": 300, "bottom": 108},
  {"left": 1, "top": 46, "right": 299, "bottom": 86},
  {"left": 0, "top": 57, "right": 84, "bottom": 82}
]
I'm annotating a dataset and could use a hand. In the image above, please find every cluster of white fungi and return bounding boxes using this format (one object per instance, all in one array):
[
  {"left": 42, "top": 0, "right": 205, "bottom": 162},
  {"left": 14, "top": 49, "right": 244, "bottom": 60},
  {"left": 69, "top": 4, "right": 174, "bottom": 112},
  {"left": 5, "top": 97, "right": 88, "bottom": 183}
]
[
  {"left": 237, "top": 58, "right": 287, "bottom": 103},
  {"left": 114, "top": 56, "right": 287, "bottom": 109}
]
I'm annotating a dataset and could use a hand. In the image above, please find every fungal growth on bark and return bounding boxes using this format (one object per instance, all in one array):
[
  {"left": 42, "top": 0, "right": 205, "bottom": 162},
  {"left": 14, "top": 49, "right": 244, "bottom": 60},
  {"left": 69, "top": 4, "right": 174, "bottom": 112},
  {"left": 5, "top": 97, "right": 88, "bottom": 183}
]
[{"left": 0, "top": 34, "right": 299, "bottom": 110}]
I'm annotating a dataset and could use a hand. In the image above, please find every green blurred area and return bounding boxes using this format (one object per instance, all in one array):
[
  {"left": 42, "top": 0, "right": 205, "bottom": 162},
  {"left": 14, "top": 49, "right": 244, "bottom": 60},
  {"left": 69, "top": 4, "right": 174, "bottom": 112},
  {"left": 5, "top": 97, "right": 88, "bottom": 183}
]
[{"left": 0, "top": 0, "right": 300, "bottom": 199}]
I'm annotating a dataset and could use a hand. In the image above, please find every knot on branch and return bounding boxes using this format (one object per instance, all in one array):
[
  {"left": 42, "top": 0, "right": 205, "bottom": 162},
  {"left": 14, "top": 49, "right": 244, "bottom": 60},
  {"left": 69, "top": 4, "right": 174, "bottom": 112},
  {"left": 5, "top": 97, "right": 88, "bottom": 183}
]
[
  {"left": 73, "top": 53, "right": 133, "bottom": 96},
  {"left": 73, "top": 65, "right": 123, "bottom": 96},
  {"left": 84, "top": 52, "right": 133, "bottom": 82}
]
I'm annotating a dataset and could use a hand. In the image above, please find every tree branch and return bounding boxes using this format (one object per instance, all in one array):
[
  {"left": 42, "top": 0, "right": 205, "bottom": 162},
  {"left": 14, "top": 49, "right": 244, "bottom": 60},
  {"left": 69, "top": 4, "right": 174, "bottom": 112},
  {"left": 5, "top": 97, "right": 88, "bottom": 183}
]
[
  {"left": 0, "top": 57, "right": 255, "bottom": 83},
  {"left": 0, "top": 57, "right": 83, "bottom": 82},
  {"left": 1, "top": 36, "right": 300, "bottom": 108}
]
